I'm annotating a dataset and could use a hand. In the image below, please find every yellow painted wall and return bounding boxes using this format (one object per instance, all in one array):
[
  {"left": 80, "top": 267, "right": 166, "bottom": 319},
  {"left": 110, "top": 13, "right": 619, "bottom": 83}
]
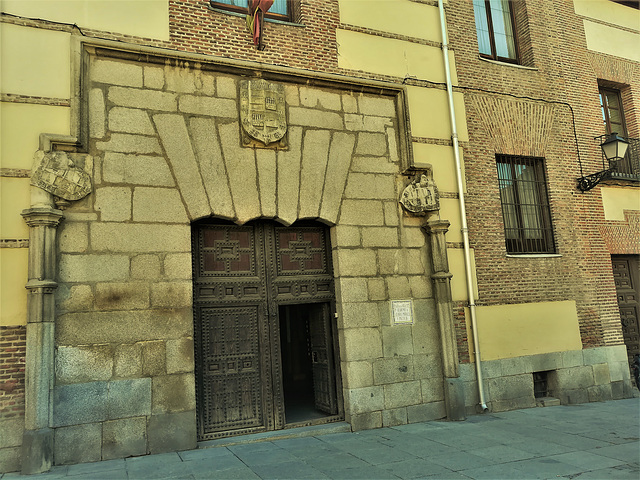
[
  {"left": 476, "top": 301, "right": 583, "bottom": 361},
  {"left": 1, "top": 177, "right": 31, "bottom": 240},
  {"left": 1, "top": 103, "right": 71, "bottom": 170},
  {"left": 574, "top": 0, "right": 640, "bottom": 31},
  {"left": 0, "top": 248, "right": 28, "bottom": 326},
  {"left": 449, "top": 248, "right": 478, "bottom": 302},
  {"left": 406, "top": 87, "right": 468, "bottom": 141},
  {"left": 413, "top": 143, "right": 466, "bottom": 194},
  {"left": 437, "top": 198, "right": 463, "bottom": 244},
  {"left": 336, "top": 29, "right": 458, "bottom": 84},
  {"left": 0, "top": 24, "right": 71, "bottom": 98},
  {"left": 601, "top": 186, "right": 640, "bottom": 221},
  {"left": 338, "top": 0, "right": 444, "bottom": 44},
  {"left": 583, "top": 20, "right": 640, "bottom": 62},
  {"left": 1, "top": 0, "right": 170, "bottom": 41}
]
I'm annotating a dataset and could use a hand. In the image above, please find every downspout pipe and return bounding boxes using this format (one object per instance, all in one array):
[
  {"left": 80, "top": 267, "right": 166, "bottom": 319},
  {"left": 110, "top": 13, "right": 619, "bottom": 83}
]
[{"left": 437, "top": 0, "right": 488, "bottom": 412}]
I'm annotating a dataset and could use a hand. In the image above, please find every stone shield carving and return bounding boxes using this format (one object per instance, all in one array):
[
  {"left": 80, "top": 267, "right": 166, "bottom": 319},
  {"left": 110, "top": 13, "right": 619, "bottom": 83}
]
[
  {"left": 400, "top": 175, "right": 439, "bottom": 214},
  {"left": 240, "top": 79, "right": 287, "bottom": 146},
  {"left": 30, "top": 151, "right": 92, "bottom": 201}
]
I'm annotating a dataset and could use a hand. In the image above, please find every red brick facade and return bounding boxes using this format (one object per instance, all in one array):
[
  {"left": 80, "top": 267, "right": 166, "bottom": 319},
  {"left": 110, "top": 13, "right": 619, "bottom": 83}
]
[
  {"left": 446, "top": 0, "right": 639, "bottom": 350},
  {"left": 0, "top": 326, "right": 26, "bottom": 420}
]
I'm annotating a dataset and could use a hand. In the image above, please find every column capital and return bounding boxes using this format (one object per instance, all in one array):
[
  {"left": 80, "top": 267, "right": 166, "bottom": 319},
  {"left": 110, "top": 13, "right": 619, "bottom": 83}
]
[
  {"left": 423, "top": 219, "right": 451, "bottom": 235},
  {"left": 25, "top": 279, "right": 58, "bottom": 293},
  {"left": 431, "top": 271, "right": 454, "bottom": 281},
  {"left": 21, "top": 207, "right": 64, "bottom": 228}
]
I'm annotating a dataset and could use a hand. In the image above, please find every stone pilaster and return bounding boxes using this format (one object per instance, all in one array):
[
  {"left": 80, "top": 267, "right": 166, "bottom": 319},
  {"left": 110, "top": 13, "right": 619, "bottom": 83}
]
[
  {"left": 424, "top": 219, "right": 465, "bottom": 421},
  {"left": 20, "top": 207, "right": 63, "bottom": 474}
]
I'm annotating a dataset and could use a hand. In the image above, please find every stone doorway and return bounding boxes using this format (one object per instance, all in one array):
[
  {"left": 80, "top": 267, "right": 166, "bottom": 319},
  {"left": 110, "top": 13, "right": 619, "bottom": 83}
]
[{"left": 191, "top": 220, "right": 342, "bottom": 440}]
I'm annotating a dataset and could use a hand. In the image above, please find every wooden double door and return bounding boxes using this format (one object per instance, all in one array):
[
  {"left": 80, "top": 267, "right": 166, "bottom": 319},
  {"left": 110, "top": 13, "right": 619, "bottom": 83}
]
[{"left": 192, "top": 221, "right": 342, "bottom": 440}]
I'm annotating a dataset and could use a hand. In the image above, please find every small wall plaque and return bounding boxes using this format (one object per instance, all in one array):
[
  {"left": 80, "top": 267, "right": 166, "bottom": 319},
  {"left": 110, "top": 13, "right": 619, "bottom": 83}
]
[{"left": 391, "top": 299, "right": 414, "bottom": 325}]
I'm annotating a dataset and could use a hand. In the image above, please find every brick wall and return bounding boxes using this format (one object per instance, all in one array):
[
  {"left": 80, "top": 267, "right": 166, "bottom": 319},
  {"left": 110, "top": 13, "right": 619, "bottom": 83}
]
[
  {"left": 601, "top": 210, "right": 640, "bottom": 255},
  {"left": 0, "top": 326, "right": 26, "bottom": 420},
  {"left": 446, "top": 0, "right": 639, "bottom": 350}
]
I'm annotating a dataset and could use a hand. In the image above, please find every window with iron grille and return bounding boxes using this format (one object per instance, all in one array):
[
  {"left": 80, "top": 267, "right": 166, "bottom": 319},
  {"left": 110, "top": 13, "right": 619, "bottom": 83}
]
[
  {"left": 496, "top": 155, "right": 555, "bottom": 254},
  {"left": 473, "top": 0, "right": 519, "bottom": 63},
  {"left": 209, "top": 0, "right": 292, "bottom": 21}
]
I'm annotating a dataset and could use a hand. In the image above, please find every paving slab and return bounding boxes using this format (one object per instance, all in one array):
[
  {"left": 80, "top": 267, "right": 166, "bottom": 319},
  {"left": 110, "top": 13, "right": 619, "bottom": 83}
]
[
  {"left": 465, "top": 444, "right": 536, "bottom": 463},
  {"left": 548, "top": 450, "right": 626, "bottom": 470},
  {"left": 65, "top": 459, "right": 125, "bottom": 476},
  {"left": 247, "top": 461, "right": 330, "bottom": 479},
  {"left": 300, "top": 452, "right": 370, "bottom": 471},
  {"left": 377, "top": 458, "right": 451, "bottom": 479},
  {"left": 458, "top": 463, "right": 525, "bottom": 479},
  {"left": 575, "top": 464, "right": 640, "bottom": 479},
  {"left": 586, "top": 441, "right": 640, "bottom": 462}
]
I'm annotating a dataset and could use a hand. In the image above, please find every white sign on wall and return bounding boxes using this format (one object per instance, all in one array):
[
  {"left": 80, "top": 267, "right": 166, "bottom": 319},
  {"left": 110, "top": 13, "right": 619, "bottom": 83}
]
[{"left": 391, "top": 299, "right": 414, "bottom": 325}]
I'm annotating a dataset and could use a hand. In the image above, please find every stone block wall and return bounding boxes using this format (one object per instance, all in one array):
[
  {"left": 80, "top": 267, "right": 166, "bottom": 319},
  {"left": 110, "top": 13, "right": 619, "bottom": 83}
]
[
  {"left": 47, "top": 48, "right": 445, "bottom": 464},
  {"left": 459, "top": 345, "right": 632, "bottom": 414}
]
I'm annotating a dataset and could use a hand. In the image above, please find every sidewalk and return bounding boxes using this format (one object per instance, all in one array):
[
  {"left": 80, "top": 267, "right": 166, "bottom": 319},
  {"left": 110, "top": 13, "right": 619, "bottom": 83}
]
[{"left": 3, "top": 398, "right": 638, "bottom": 479}]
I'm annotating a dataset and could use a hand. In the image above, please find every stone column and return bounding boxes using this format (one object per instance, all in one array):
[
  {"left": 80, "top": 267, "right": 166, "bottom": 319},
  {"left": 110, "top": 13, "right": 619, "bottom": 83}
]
[
  {"left": 424, "top": 219, "right": 466, "bottom": 421},
  {"left": 20, "top": 205, "right": 63, "bottom": 474}
]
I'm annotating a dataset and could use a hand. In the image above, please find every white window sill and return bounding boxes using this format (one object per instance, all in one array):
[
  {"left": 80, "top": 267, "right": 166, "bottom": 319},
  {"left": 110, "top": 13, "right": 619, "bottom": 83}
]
[{"left": 506, "top": 254, "right": 563, "bottom": 258}]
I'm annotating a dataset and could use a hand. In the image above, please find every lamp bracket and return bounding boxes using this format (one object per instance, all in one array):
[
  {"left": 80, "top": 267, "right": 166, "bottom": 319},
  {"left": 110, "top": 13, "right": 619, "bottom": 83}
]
[{"left": 577, "top": 167, "right": 615, "bottom": 191}]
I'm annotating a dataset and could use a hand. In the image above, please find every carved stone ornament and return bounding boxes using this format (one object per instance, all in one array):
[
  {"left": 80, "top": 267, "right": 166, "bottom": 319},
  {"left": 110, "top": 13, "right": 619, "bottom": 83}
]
[
  {"left": 400, "top": 174, "right": 439, "bottom": 214},
  {"left": 240, "top": 79, "right": 287, "bottom": 148},
  {"left": 30, "top": 151, "right": 92, "bottom": 201}
]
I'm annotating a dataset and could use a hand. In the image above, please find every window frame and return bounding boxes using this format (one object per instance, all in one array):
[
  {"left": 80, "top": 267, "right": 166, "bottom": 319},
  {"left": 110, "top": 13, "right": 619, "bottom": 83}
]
[
  {"left": 209, "top": 0, "right": 293, "bottom": 22},
  {"left": 599, "top": 86, "right": 628, "bottom": 137},
  {"left": 474, "top": 0, "right": 520, "bottom": 64},
  {"left": 496, "top": 155, "right": 556, "bottom": 255}
]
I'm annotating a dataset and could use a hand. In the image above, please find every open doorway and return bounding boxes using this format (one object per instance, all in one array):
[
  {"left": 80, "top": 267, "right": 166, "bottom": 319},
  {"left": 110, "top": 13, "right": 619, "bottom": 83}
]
[
  {"left": 192, "top": 220, "right": 343, "bottom": 440},
  {"left": 279, "top": 303, "right": 338, "bottom": 425}
]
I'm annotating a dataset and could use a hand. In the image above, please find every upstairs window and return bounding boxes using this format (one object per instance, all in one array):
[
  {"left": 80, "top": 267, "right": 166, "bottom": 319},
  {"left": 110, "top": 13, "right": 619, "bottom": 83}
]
[
  {"left": 599, "top": 87, "right": 627, "bottom": 136},
  {"left": 496, "top": 155, "right": 555, "bottom": 254},
  {"left": 473, "top": 0, "right": 519, "bottom": 63},
  {"left": 210, "top": 0, "right": 291, "bottom": 21}
]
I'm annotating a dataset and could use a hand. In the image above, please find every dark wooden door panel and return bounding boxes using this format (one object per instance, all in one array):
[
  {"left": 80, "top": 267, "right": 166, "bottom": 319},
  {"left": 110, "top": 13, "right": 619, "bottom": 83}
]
[
  {"left": 611, "top": 256, "right": 640, "bottom": 367},
  {"left": 309, "top": 303, "right": 338, "bottom": 415},
  {"left": 197, "top": 305, "right": 270, "bottom": 435}
]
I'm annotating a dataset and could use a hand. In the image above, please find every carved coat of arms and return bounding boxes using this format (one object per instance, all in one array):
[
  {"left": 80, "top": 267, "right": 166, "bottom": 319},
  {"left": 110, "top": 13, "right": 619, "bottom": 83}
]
[
  {"left": 240, "top": 79, "right": 287, "bottom": 148},
  {"left": 400, "top": 174, "right": 439, "bottom": 214},
  {"left": 30, "top": 151, "right": 92, "bottom": 201}
]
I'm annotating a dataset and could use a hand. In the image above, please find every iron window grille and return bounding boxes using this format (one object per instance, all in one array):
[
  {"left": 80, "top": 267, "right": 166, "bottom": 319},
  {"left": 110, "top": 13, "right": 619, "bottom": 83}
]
[
  {"left": 533, "top": 371, "right": 550, "bottom": 398},
  {"left": 496, "top": 155, "right": 555, "bottom": 254},
  {"left": 473, "top": 0, "right": 519, "bottom": 63},
  {"left": 210, "top": 0, "right": 292, "bottom": 21}
]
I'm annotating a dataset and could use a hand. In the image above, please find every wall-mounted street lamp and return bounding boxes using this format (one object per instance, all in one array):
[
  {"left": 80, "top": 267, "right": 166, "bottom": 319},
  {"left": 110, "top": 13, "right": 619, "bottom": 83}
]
[{"left": 578, "top": 133, "right": 630, "bottom": 191}]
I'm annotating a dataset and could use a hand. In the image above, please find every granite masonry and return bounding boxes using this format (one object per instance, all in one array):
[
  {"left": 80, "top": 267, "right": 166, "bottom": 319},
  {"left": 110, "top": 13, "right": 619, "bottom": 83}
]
[{"left": 46, "top": 49, "right": 446, "bottom": 464}]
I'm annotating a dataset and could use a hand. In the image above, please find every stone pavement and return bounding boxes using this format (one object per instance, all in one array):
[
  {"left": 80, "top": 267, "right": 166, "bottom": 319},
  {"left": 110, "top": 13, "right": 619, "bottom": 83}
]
[{"left": 3, "top": 398, "right": 638, "bottom": 480}]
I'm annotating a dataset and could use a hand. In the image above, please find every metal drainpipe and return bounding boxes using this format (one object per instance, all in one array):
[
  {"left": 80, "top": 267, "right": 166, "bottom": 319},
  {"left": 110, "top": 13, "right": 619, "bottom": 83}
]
[{"left": 437, "top": 0, "right": 488, "bottom": 411}]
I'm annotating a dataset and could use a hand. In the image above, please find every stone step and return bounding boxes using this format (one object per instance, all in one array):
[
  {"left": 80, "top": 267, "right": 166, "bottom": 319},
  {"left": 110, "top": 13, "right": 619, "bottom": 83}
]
[{"left": 197, "top": 421, "right": 351, "bottom": 449}]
